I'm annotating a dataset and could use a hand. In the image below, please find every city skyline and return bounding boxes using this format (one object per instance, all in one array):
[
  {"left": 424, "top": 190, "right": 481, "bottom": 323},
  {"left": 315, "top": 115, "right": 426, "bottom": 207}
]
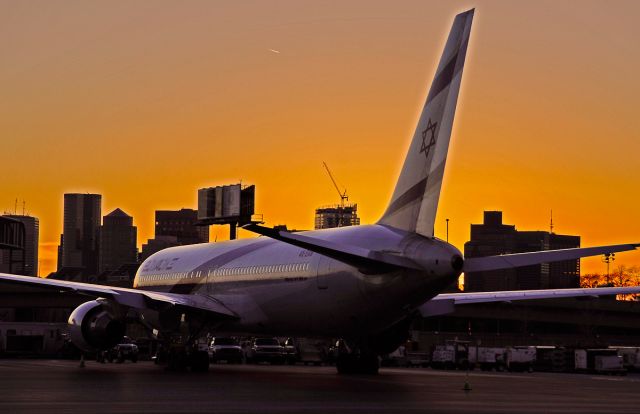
[{"left": 2, "top": 1, "right": 639, "bottom": 276}]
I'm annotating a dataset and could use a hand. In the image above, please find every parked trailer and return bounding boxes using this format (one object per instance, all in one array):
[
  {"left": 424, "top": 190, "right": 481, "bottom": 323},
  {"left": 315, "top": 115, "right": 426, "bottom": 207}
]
[
  {"left": 406, "top": 352, "right": 429, "bottom": 368},
  {"left": 575, "top": 349, "right": 625, "bottom": 375},
  {"left": 431, "top": 341, "right": 470, "bottom": 370},
  {"left": 534, "top": 346, "right": 570, "bottom": 372},
  {"left": 469, "top": 347, "right": 505, "bottom": 371},
  {"left": 506, "top": 346, "right": 536, "bottom": 372},
  {"left": 295, "top": 338, "right": 329, "bottom": 365},
  {"left": 609, "top": 347, "right": 640, "bottom": 371}
]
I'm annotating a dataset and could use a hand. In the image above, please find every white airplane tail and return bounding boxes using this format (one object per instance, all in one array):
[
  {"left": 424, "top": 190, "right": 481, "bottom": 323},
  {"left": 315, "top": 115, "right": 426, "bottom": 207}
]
[{"left": 379, "top": 9, "right": 473, "bottom": 237}]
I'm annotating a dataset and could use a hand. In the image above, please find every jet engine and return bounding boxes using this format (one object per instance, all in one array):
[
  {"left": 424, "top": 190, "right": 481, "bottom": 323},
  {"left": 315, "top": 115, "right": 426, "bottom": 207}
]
[{"left": 68, "top": 300, "right": 126, "bottom": 351}]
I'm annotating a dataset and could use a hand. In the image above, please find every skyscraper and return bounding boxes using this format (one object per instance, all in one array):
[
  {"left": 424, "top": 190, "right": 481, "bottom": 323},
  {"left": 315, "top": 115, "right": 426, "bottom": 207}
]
[
  {"left": 0, "top": 214, "right": 39, "bottom": 276},
  {"left": 60, "top": 193, "right": 101, "bottom": 278},
  {"left": 98, "top": 208, "right": 137, "bottom": 274}
]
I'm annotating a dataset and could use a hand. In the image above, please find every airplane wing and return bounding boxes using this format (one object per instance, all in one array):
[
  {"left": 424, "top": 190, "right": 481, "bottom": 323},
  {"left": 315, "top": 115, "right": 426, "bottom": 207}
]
[
  {"left": 0, "top": 273, "right": 238, "bottom": 319},
  {"left": 463, "top": 243, "right": 639, "bottom": 273},
  {"left": 243, "top": 223, "right": 422, "bottom": 272},
  {"left": 420, "top": 286, "right": 640, "bottom": 317}
]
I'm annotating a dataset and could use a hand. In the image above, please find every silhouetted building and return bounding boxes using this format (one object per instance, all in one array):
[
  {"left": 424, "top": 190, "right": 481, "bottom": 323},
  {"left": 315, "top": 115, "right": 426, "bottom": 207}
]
[
  {"left": 98, "top": 208, "right": 137, "bottom": 274},
  {"left": 314, "top": 204, "right": 360, "bottom": 229},
  {"left": 0, "top": 215, "right": 38, "bottom": 276},
  {"left": 464, "top": 211, "right": 580, "bottom": 292},
  {"left": 96, "top": 263, "right": 141, "bottom": 288},
  {"left": 59, "top": 193, "right": 101, "bottom": 280},
  {"left": 140, "top": 235, "right": 180, "bottom": 261},
  {"left": 56, "top": 234, "right": 63, "bottom": 272},
  {"left": 155, "top": 209, "right": 208, "bottom": 245}
]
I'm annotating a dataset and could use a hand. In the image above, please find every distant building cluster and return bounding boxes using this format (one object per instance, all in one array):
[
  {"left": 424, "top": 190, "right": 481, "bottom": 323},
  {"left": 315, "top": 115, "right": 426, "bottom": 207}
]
[
  {"left": 46, "top": 194, "right": 207, "bottom": 286},
  {"left": 464, "top": 211, "right": 580, "bottom": 292},
  {"left": 1, "top": 189, "right": 585, "bottom": 296}
]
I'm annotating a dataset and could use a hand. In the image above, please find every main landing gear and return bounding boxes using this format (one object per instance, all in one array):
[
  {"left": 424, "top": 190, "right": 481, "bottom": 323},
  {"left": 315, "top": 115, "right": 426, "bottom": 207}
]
[
  {"left": 335, "top": 340, "right": 380, "bottom": 375},
  {"left": 155, "top": 339, "right": 210, "bottom": 373},
  {"left": 336, "top": 353, "right": 380, "bottom": 375},
  {"left": 157, "top": 346, "right": 210, "bottom": 372}
]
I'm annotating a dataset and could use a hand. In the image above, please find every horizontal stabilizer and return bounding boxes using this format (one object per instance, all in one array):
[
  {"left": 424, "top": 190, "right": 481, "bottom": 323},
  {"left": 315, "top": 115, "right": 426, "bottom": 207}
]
[
  {"left": 463, "top": 243, "right": 639, "bottom": 273},
  {"left": 242, "top": 224, "right": 421, "bottom": 273},
  {"left": 428, "top": 285, "right": 640, "bottom": 307}
]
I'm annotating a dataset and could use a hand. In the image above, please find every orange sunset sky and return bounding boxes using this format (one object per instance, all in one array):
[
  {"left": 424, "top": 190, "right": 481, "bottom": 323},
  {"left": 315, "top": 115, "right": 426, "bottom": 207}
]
[{"left": 1, "top": 1, "right": 639, "bottom": 277}]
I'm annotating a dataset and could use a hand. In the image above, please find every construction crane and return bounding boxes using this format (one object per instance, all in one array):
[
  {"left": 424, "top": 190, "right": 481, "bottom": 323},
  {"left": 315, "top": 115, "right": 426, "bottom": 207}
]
[
  {"left": 323, "top": 162, "right": 348, "bottom": 207},
  {"left": 322, "top": 162, "right": 349, "bottom": 227}
]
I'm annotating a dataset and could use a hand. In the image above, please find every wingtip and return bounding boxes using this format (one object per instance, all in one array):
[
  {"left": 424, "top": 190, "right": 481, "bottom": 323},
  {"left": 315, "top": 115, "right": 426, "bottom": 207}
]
[{"left": 458, "top": 8, "right": 475, "bottom": 17}]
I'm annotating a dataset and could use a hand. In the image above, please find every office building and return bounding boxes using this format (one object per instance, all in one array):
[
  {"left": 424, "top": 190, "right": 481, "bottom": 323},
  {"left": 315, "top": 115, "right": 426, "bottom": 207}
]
[
  {"left": 0, "top": 214, "right": 39, "bottom": 276},
  {"left": 59, "top": 193, "right": 101, "bottom": 279},
  {"left": 98, "top": 208, "right": 137, "bottom": 274},
  {"left": 464, "top": 211, "right": 580, "bottom": 292},
  {"left": 140, "top": 235, "right": 180, "bottom": 261},
  {"left": 155, "top": 209, "right": 208, "bottom": 245}
]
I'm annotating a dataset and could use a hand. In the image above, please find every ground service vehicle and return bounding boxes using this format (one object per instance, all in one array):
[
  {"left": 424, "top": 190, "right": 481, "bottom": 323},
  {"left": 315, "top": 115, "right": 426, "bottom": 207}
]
[
  {"left": 574, "top": 349, "right": 625, "bottom": 375},
  {"left": 469, "top": 347, "right": 505, "bottom": 371},
  {"left": 505, "top": 346, "right": 536, "bottom": 372},
  {"left": 609, "top": 347, "right": 640, "bottom": 371},
  {"left": 247, "top": 338, "right": 284, "bottom": 364},
  {"left": 282, "top": 338, "right": 299, "bottom": 365},
  {"left": 209, "top": 337, "right": 243, "bottom": 364},
  {"left": 97, "top": 337, "right": 139, "bottom": 363},
  {"left": 431, "top": 341, "right": 470, "bottom": 370}
]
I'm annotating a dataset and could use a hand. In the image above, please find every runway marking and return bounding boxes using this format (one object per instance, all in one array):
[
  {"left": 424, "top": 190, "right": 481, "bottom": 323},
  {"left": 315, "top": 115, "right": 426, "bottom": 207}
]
[
  {"left": 382, "top": 368, "right": 533, "bottom": 380},
  {"left": 590, "top": 375, "right": 640, "bottom": 382}
]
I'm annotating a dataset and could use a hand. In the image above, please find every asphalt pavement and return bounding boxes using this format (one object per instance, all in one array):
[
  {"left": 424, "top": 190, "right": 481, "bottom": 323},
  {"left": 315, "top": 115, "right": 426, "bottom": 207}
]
[{"left": 0, "top": 359, "right": 637, "bottom": 413}]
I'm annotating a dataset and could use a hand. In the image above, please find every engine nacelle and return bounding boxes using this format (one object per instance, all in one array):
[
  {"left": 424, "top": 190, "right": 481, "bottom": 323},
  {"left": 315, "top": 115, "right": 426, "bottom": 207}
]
[{"left": 68, "top": 301, "right": 126, "bottom": 351}]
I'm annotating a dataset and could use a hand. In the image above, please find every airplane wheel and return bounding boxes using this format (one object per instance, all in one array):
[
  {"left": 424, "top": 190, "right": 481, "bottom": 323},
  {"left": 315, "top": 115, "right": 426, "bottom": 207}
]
[
  {"left": 167, "top": 349, "right": 189, "bottom": 371},
  {"left": 190, "top": 351, "right": 210, "bottom": 373},
  {"left": 336, "top": 354, "right": 357, "bottom": 374},
  {"left": 360, "top": 354, "right": 380, "bottom": 375},
  {"left": 336, "top": 354, "right": 379, "bottom": 375}
]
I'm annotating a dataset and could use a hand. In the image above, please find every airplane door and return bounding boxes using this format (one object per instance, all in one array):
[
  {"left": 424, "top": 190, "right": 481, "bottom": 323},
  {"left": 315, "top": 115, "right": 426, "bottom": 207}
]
[
  {"left": 317, "top": 256, "right": 330, "bottom": 290},
  {"left": 206, "top": 268, "right": 216, "bottom": 294}
]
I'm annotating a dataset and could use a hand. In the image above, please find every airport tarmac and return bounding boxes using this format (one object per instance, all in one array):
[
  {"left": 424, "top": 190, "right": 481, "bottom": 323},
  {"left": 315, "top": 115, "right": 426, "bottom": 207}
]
[{"left": 0, "top": 360, "right": 638, "bottom": 413}]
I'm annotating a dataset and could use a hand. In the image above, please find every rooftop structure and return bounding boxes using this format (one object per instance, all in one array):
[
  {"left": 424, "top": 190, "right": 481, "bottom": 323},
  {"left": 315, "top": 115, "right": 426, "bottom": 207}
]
[{"left": 314, "top": 203, "right": 360, "bottom": 230}]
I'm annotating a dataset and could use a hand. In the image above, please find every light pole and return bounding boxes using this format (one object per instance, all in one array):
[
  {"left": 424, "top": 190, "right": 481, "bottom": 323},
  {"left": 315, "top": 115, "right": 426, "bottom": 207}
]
[
  {"left": 446, "top": 218, "right": 450, "bottom": 243},
  {"left": 602, "top": 253, "right": 615, "bottom": 285}
]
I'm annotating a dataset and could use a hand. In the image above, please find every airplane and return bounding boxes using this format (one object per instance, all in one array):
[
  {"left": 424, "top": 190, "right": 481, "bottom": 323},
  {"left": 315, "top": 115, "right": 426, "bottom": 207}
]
[{"left": 1, "top": 8, "right": 639, "bottom": 375}]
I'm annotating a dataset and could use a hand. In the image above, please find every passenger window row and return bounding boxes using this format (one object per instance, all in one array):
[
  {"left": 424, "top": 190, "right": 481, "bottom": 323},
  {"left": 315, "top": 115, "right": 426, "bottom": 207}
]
[
  {"left": 140, "top": 262, "right": 310, "bottom": 283},
  {"left": 141, "top": 270, "right": 203, "bottom": 283},
  {"left": 208, "top": 262, "right": 310, "bottom": 277}
]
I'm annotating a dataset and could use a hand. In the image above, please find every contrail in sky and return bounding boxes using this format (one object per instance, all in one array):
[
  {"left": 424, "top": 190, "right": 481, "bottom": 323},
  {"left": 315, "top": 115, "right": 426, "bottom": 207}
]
[{"left": 268, "top": 49, "right": 281, "bottom": 54}]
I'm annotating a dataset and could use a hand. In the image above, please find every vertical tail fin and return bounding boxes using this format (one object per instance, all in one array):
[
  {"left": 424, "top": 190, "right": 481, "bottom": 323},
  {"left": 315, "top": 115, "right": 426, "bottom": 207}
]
[{"left": 378, "top": 9, "right": 474, "bottom": 237}]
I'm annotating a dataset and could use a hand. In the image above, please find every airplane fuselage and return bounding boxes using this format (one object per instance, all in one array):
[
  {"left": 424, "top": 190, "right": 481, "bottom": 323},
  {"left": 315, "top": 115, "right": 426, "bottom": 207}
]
[{"left": 134, "top": 224, "right": 462, "bottom": 338}]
